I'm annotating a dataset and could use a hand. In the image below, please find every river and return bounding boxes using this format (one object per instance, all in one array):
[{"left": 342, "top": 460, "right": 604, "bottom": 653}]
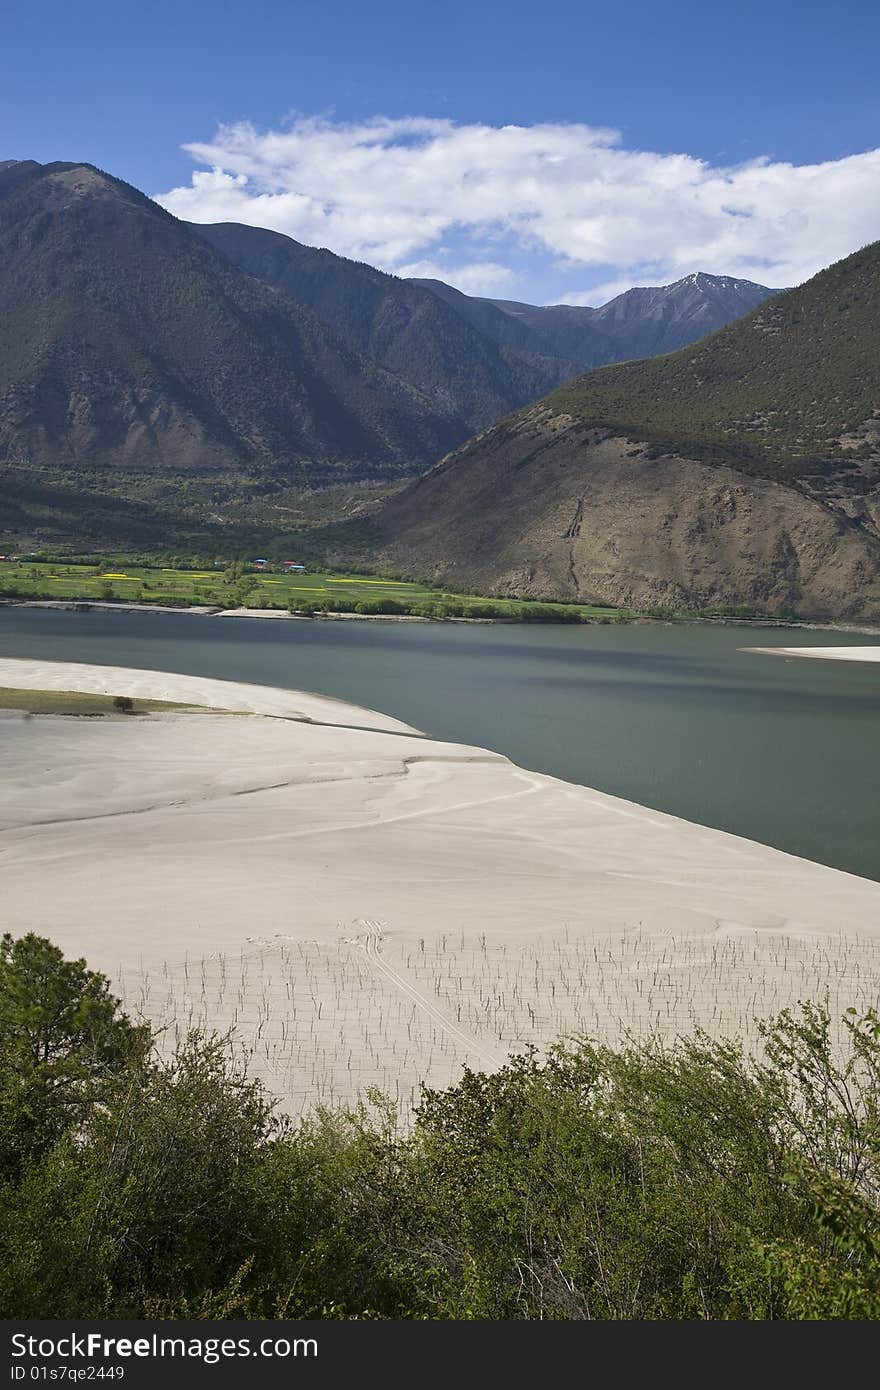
[{"left": 1, "top": 607, "right": 878, "bottom": 880}]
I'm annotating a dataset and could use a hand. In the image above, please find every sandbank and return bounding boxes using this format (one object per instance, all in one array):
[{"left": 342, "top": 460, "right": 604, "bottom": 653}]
[
  {"left": 744, "top": 646, "right": 880, "bottom": 664},
  {"left": 0, "top": 657, "right": 419, "bottom": 733},
  {"left": 2, "top": 655, "right": 880, "bottom": 1113}
]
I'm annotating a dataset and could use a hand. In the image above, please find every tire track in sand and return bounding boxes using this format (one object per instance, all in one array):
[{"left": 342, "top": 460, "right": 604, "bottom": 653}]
[{"left": 347, "top": 919, "right": 505, "bottom": 1072}]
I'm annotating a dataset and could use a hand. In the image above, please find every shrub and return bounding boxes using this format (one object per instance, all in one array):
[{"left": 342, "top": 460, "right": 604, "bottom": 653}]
[
  {"left": 463, "top": 602, "right": 502, "bottom": 619},
  {"left": 520, "top": 603, "right": 580, "bottom": 623},
  {"left": 354, "top": 597, "right": 405, "bottom": 615}
]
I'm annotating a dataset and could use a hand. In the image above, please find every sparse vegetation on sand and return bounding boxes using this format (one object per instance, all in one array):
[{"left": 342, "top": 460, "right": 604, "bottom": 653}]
[
  {"left": 118, "top": 928, "right": 880, "bottom": 1115},
  {"left": 2, "top": 932, "right": 880, "bottom": 1320},
  {"left": 0, "top": 687, "right": 201, "bottom": 716}
]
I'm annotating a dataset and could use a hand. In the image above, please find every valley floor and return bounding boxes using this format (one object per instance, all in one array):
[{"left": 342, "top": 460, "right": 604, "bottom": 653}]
[{"left": 2, "top": 657, "right": 879, "bottom": 1112}]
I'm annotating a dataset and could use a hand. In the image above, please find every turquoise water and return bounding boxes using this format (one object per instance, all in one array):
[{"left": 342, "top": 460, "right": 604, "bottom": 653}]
[{"left": 1, "top": 607, "right": 878, "bottom": 880}]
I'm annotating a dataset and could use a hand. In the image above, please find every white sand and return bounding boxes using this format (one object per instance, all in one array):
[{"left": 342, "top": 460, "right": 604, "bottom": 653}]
[
  {"left": 213, "top": 607, "right": 433, "bottom": 622},
  {"left": 2, "top": 656, "right": 880, "bottom": 1113},
  {"left": 214, "top": 607, "right": 304, "bottom": 619},
  {"left": 744, "top": 646, "right": 880, "bottom": 663}
]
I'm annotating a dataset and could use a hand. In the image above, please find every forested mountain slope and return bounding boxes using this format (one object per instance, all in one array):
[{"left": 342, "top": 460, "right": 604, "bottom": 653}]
[{"left": 377, "top": 245, "right": 880, "bottom": 620}]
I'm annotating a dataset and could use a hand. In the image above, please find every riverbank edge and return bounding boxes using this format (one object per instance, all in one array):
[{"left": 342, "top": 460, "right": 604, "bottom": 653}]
[{"left": 2, "top": 597, "right": 879, "bottom": 636}]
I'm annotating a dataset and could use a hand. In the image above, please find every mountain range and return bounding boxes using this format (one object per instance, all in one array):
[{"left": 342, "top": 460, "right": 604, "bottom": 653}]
[
  {"left": 4, "top": 156, "right": 875, "bottom": 621},
  {"left": 412, "top": 272, "right": 777, "bottom": 367},
  {"left": 0, "top": 157, "right": 778, "bottom": 546},
  {"left": 376, "top": 241, "right": 880, "bottom": 620}
]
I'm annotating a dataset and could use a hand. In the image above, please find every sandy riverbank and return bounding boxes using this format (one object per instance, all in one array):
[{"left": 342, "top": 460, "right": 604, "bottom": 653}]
[
  {"left": 0, "top": 599, "right": 495, "bottom": 624},
  {"left": 5, "top": 598, "right": 880, "bottom": 634},
  {"left": 744, "top": 646, "right": 880, "bottom": 663},
  {"left": 2, "top": 656, "right": 880, "bottom": 1113}
]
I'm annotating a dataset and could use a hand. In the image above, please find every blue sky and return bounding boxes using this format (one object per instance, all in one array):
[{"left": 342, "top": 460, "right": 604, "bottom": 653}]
[{"left": 4, "top": 0, "right": 879, "bottom": 302}]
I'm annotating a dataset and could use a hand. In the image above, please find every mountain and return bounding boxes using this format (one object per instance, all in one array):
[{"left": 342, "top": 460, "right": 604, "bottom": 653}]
[
  {"left": 376, "top": 244, "right": 880, "bottom": 621},
  {"left": 585, "top": 273, "right": 780, "bottom": 358},
  {"left": 194, "top": 223, "right": 570, "bottom": 434},
  {"left": 0, "top": 159, "right": 464, "bottom": 494},
  {"left": 196, "top": 225, "right": 777, "bottom": 420},
  {"left": 408, "top": 277, "right": 607, "bottom": 371},
  {"left": 0, "top": 156, "right": 798, "bottom": 555},
  {"left": 413, "top": 272, "right": 779, "bottom": 369}
]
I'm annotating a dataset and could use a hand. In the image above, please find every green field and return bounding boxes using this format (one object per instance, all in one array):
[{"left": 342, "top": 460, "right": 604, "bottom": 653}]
[{"left": 0, "top": 559, "right": 629, "bottom": 622}]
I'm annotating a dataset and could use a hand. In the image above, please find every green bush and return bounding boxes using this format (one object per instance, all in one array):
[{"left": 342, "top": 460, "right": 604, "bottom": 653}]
[
  {"left": 520, "top": 603, "right": 581, "bottom": 623},
  {"left": 353, "top": 597, "right": 406, "bottom": 615},
  {"left": 462, "top": 602, "right": 502, "bottom": 618}
]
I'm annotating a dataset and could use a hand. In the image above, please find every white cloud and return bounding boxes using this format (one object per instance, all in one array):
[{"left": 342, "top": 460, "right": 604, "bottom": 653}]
[
  {"left": 395, "top": 259, "right": 517, "bottom": 295},
  {"left": 155, "top": 116, "right": 880, "bottom": 303}
]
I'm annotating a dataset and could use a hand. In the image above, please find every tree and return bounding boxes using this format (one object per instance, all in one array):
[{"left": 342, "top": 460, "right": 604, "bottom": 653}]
[
  {"left": 0, "top": 933, "right": 149, "bottom": 1179},
  {"left": 112, "top": 695, "right": 134, "bottom": 713},
  {"left": 233, "top": 575, "right": 258, "bottom": 607},
  {"left": 758, "top": 1006, "right": 880, "bottom": 1316},
  {"left": 0, "top": 1032, "right": 286, "bottom": 1318}
]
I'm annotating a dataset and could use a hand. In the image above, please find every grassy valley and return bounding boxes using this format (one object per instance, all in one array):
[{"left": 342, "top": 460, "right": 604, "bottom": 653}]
[
  {"left": 0, "top": 557, "right": 629, "bottom": 621},
  {"left": 4, "top": 555, "right": 810, "bottom": 621}
]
